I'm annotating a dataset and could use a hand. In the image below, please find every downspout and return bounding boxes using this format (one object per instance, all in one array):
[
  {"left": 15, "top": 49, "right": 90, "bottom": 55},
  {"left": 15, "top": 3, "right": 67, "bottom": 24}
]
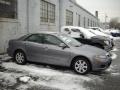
[
  {"left": 59, "top": 0, "right": 61, "bottom": 33},
  {"left": 27, "top": 0, "right": 29, "bottom": 34}
]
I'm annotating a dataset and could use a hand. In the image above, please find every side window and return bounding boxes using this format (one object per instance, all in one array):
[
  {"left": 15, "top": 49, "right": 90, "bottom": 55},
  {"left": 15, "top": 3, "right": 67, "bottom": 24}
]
[
  {"left": 44, "top": 35, "right": 62, "bottom": 46},
  {"left": 26, "top": 34, "right": 43, "bottom": 43},
  {"left": 64, "top": 28, "right": 71, "bottom": 34},
  {"left": 64, "top": 28, "right": 69, "bottom": 32},
  {"left": 71, "top": 29, "right": 80, "bottom": 33}
]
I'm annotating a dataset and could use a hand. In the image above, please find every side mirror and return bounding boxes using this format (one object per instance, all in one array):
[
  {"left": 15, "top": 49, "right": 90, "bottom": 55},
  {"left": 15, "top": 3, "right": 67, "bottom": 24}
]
[{"left": 59, "top": 43, "right": 67, "bottom": 49}]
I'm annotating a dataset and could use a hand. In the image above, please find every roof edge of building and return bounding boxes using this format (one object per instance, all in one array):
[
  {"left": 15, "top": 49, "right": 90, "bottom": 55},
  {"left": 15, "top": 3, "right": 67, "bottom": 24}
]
[{"left": 69, "top": 0, "right": 99, "bottom": 20}]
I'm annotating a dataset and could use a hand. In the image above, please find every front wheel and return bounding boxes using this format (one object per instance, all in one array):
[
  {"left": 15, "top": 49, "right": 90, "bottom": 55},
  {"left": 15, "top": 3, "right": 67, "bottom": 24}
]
[
  {"left": 14, "top": 51, "right": 27, "bottom": 65},
  {"left": 72, "top": 58, "right": 91, "bottom": 75}
]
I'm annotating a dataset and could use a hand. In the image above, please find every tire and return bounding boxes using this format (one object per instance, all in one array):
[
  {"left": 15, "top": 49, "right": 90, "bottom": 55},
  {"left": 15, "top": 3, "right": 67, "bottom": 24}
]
[
  {"left": 14, "top": 51, "right": 27, "bottom": 65},
  {"left": 72, "top": 57, "right": 91, "bottom": 75}
]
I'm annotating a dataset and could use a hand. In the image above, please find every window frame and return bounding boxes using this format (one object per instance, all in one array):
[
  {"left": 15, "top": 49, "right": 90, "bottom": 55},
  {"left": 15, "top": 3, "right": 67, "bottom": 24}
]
[
  {"left": 78, "top": 15, "right": 81, "bottom": 26},
  {"left": 25, "top": 34, "right": 44, "bottom": 44},
  {"left": 0, "top": 0, "right": 17, "bottom": 19},
  {"left": 43, "top": 34, "right": 64, "bottom": 46},
  {"left": 40, "top": 0, "right": 56, "bottom": 24},
  {"left": 66, "top": 10, "right": 73, "bottom": 26}
]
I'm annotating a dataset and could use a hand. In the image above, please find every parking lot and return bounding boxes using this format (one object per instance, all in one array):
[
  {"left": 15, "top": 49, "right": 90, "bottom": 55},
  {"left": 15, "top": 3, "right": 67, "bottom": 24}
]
[{"left": 0, "top": 40, "right": 120, "bottom": 90}]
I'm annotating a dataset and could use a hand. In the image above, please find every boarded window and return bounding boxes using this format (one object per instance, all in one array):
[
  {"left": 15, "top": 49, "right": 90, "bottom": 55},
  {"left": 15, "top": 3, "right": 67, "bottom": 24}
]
[
  {"left": 66, "top": 10, "right": 73, "bottom": 26},
  {"left": 0, "top": 0, "right": 17, "bottom": 19},
  {"left": 40, "top": 0, "right": 55, "bottom": 23}
]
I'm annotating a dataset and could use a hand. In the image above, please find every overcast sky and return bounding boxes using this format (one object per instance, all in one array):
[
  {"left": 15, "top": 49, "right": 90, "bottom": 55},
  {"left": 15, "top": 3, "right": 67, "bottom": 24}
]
[{"left": 76, "top": 0, "right": 120, "bottom": 22}]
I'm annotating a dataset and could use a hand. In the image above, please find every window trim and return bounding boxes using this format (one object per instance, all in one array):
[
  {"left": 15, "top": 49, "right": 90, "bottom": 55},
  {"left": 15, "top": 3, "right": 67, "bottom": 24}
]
[
  {"left": 0, "top": 0, "right": 18, "bottom": 19},
  {"left": 24, "top": 34, "right": 44, "bottom": 44},
  {"left": 40, "top": 0, "right": 56, "bottom": 24},
  {"left": 66, "top": 9, "right": 73, "bottom": 26}
]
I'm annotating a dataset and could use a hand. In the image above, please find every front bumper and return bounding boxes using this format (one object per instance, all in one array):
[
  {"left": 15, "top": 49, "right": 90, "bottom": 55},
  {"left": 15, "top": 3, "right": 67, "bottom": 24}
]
[{"left": 92, "top": 58, "right": 112, "bottom": 71}]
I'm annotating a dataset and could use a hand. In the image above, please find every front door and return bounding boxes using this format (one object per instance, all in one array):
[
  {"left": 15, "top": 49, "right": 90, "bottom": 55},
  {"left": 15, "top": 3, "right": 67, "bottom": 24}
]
[{"left": 43, "top": 34, "right": 71, "bottom": 66}]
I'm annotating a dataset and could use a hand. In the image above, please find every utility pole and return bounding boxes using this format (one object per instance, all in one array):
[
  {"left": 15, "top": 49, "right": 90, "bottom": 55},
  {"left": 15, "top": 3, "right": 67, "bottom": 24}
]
[{"left": 105, "top": 14, "right": 108, "bottom": 29}]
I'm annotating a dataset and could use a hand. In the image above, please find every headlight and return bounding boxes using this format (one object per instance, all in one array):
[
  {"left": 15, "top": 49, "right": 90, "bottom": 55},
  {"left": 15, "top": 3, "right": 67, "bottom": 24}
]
[{"left": 94, "top": 55, "right": 107, "bottom": 60}]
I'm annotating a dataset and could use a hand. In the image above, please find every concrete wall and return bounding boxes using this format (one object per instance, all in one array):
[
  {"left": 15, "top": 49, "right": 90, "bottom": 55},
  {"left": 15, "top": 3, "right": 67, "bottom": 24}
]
[{"left": 0, "top": 0, "right": 28, "bottom": 53}]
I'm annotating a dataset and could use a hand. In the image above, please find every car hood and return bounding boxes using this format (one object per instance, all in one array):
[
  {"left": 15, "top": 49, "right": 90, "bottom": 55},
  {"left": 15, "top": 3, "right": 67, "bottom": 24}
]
[{"left": 72, "top": 44, "right": 107, "bottom": 56}]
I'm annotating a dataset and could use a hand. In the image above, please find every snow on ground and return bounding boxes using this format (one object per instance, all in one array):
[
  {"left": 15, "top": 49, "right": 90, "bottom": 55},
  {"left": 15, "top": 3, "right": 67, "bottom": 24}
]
[
  {"left": 107, "top": 65, "right": 120, "bottom": 76},
  {"left": 1, "top": 62, "right": 104, "bottom": 90},
  {"left": 113, "top": 37, "right": 120, "bottom": 41},
  {"left": 111, "top": 53, "right": 117, "bottom": 60},
  {"left": 0, "top": 72, "right": 17, "bottom": 86},
  {"left": 111, "top": 47, "right": 119, "bottom": 52}
]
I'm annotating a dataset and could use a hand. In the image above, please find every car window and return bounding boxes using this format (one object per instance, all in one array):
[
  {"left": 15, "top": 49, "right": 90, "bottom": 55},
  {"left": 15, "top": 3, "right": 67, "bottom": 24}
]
[
  {"left": 71, "top": 29, "right": 80, "bottom": 33},
  {"left": 26, "top": 34, "right": 43, "bottom": 43},
  {"left": 44, "top": 35, "right": 63, "bottom": 46},
  {"left": 64, "top": 28, "right": 70, "bottom": 32}
]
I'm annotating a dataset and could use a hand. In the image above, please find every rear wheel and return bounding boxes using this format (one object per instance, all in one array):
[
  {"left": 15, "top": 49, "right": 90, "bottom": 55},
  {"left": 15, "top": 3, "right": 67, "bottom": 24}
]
[
  {"left": 14, "top": 51, "right": 27, "bottom": 65},
  {"left": 72, "top": 57, "right": 91, "bottom": 75}
]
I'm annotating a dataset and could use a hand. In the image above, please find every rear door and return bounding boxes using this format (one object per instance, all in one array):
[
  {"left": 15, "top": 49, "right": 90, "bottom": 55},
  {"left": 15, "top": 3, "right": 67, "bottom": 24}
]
[{"left": 25, "top": 34, "right": 46, "bottom": 63}]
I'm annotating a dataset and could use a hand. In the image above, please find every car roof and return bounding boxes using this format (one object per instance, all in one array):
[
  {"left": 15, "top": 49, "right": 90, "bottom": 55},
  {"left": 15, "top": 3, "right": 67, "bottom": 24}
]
[{"left": 62, "top": 26, "right": 87, "bottom": 31}]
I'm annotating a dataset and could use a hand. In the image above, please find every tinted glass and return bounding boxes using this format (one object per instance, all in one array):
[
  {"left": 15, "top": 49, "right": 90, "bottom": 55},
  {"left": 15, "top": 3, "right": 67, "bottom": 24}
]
[
  {"left": 44, "top": 35, "right": 62, "bottom": 46},
  {"left": 71, "top": 29, "right": 80, "bottom": 33},
  {"left": 26, "top": 34, "right": 43, "bottom": 43},
  {"left": 64, "top": 28, "right": 70, "bottom": 32},
  {"left": 59, "top": 35, "right": 81, "bottom": 47}
]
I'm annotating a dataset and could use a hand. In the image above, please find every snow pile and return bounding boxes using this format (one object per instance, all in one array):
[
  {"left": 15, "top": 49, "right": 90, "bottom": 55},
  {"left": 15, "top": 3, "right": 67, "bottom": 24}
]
[
  {"left": 111, "top": 73, "right": 120, "bottom": 76},
  {"left": 111, "top": 47, "right": 119, "bottom": 52},
  {"left": 2, "top": 62, "right": 104, "bottom": 90},
  {"left": 107, "top": 65, "right": 120, "bottom": 76},
  {"left": 111, "top": 53, "right": 117, "bottom": 60},
  {"left": 0, "top": 72, "right": 17, "bottom": 86},
  {"left": 19, "top": 76, "right": 31, "bottom": 83}
]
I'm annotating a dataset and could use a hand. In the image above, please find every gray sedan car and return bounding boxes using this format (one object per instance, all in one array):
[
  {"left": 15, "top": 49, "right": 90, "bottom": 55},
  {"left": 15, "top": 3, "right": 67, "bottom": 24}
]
[{"left": 7, "top": 33, "right": 112, "bottom": 75}]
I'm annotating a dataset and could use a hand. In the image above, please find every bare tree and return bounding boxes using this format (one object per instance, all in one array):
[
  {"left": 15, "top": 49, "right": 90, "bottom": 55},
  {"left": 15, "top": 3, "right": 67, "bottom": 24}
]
[{"left": 109, "top": 17, "right": 120, "bottom": 30}]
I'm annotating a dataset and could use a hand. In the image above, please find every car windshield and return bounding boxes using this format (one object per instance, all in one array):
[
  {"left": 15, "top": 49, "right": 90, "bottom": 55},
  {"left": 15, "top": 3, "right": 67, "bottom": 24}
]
[
  {"left": 59, "top": 35, "right": 82, "bottom": 47},
  {"left": 88, "top": 29, "right": 97, "bottom": 35}
]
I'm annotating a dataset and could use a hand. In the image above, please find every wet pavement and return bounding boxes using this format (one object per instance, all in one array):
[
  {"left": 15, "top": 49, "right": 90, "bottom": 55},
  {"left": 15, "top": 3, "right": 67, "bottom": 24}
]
[
  {"left": 84, "top": 40, "right": 120, "bottom": 90},
  {"left": 0, "top": 40, "right": 120, "bottom": 90}
]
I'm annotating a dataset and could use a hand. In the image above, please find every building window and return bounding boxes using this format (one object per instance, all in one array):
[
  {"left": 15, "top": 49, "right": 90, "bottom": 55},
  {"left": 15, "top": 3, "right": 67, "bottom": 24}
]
[
  {"left": 91, "top": 20, "right": 92, "bottom": 27},
  {"left": 66, "top": 10, "right": 73, "bottom": 26},
  {"left": 0, "top": 0, "right": 17, "bottom": 19},
  {"left": 84, "top": 17, "right": 86, "bottom": 28},
  {"left": 78, "top": 15, "right": 81, "bottom": 26},
  {"left": 88, "top": 19, "right": 89, "bottom": 27},
  {"left": 92, "top": 21, "right": 94, "bottom": 26},
  {"left": 40, "top": 0, "right": 55, "bottom": 23}
]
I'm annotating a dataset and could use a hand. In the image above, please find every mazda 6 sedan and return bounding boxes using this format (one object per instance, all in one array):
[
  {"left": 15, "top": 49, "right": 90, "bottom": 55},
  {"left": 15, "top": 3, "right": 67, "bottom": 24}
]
[{"left": 7, "top": 32, "right": 112, "bottom": 75}]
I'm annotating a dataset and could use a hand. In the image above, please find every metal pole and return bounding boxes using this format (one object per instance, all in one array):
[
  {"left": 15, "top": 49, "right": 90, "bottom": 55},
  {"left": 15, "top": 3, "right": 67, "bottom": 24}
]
[{"left": 27, "top": 0, "right": 29, "bottom": 34}]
